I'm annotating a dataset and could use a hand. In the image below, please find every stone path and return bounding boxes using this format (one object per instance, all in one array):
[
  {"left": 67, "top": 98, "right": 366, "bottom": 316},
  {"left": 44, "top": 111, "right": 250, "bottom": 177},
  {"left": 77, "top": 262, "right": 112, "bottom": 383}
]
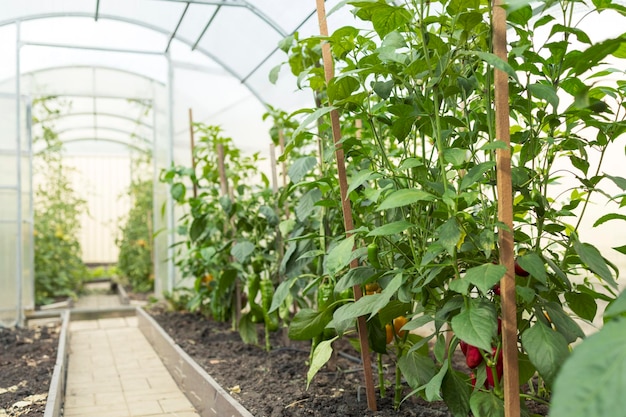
[{"left": 63, "top": 283, "right": 201, "bottom": 417}]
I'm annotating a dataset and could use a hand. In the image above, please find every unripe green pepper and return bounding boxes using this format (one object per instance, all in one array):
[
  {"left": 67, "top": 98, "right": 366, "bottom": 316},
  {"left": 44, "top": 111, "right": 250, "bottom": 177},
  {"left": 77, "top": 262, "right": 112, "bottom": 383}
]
[
  {"left": 368, "top": 242, "right": 382, "bottom": 269},
  {"left": 317, "top": 281, "right": 335, "bottom": 311}
]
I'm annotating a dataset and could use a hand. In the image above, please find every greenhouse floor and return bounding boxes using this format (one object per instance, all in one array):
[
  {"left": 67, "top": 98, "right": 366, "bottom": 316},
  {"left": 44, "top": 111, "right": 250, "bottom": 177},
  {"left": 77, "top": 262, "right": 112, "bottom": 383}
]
[{"left": 63, "top": 284, "right": 201, "bottom": 417}]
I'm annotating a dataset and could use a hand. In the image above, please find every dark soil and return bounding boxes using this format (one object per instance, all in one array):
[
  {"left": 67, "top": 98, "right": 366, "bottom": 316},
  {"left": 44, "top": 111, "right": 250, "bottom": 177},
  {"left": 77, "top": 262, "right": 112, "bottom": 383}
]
[
  {"left": 148, "top": 308, "right": 549, "bottom": 417},
  {"left": 0, "top": 324, "right": 59, "bottom": 417}
]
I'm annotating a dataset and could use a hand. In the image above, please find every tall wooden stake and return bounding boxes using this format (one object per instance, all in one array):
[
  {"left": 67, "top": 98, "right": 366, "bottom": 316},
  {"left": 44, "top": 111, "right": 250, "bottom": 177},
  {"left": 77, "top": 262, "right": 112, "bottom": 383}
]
[
  {"left": 189, "top": 108, "right": 198, "bottom": 199},
  {"left": 493, "top": 1, "right": 520, "bottom": 416},
  {"left": 315, "top": 0, "right": 377, "bottom": 411}
]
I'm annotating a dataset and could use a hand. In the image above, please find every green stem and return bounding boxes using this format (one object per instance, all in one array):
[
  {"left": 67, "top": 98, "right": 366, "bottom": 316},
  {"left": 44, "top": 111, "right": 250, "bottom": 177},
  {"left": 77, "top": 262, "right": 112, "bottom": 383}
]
[{"left": 377, "top": 353, "right": 386, "bottom": 398}]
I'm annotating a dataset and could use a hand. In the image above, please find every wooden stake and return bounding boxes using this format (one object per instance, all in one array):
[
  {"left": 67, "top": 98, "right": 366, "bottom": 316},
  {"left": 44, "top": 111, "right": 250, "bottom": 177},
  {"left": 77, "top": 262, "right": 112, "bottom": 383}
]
[
  {"left": 217, "top": 143, "right": 229, "bottom": 198},
  {"left": 493, "top": 1, "right": 520, "bottom": 416},
  {"left": 189, "top": 108, "right": 198, "bottom": 199},
  {"left": 315, "top": 0, "right": 377, "bottom": 411}
]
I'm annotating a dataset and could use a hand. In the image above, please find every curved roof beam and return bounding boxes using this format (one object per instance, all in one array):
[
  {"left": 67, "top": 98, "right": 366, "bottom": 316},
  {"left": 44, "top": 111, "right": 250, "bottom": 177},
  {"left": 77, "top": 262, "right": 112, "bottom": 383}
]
[
  {"left": 18, "top": 64, "right": 166, "bottom": 88},
  {"left": 53, "top": 126, "right": 152, "bottom": 145},
  {"left": 49, "top": 137, "right": 149, "bottom": 153},
  {"left": 42, "top": 111, "right": 154, "bottom": 131},
  {"left": 0, "top": 13, "right": 268, "bottom": 106}
]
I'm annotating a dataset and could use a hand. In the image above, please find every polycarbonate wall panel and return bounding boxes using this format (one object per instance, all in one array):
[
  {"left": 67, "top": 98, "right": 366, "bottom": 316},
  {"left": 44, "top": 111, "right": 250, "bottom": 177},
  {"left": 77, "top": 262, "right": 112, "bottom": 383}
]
[
  {"left": 0, "top": 26, "right": 16, "bottom": 94},
  {"left": 0, "top": 223, "right": 18, "bottom": 327}
]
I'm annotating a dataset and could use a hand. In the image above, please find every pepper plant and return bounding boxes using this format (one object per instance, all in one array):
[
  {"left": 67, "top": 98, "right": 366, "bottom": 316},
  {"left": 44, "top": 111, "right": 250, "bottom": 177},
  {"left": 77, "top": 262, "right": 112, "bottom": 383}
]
[{"left": 275, "top": 0, "right": 625, "bottom": 414}]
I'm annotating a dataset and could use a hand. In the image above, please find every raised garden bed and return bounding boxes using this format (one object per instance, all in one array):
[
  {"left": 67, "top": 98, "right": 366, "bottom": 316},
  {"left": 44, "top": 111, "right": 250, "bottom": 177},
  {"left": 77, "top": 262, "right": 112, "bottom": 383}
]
[{"left": 0, "top": 311, "right": 69, "bottom": 417}]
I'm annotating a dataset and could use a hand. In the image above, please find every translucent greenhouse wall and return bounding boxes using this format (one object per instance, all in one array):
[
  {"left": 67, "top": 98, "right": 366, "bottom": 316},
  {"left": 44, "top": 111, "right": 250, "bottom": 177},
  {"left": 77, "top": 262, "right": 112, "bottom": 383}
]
[{"left": 0, "top": 93, "right": 33, "bottom": 327}]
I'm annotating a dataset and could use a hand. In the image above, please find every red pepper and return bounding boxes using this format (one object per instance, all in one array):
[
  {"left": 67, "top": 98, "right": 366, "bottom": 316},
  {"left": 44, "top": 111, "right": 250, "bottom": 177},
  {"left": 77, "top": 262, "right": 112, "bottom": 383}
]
[
  {"left": 465, "top": 345, "right": 483, "bottom": 369},
  {"left": 486, "top": 347, "right": 503, "bottom": 388},
  {"left": 460, "top": 340, "right": 468, "bottom": 355},
  {"left": 514, "top": 259, "right": 529, "bottom": 277}
]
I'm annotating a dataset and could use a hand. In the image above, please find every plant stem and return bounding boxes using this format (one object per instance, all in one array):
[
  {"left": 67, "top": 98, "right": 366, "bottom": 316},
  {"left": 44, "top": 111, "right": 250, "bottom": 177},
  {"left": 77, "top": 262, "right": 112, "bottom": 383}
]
[{"left": 377, "top": 353, "right": 386, "bottom": 398}]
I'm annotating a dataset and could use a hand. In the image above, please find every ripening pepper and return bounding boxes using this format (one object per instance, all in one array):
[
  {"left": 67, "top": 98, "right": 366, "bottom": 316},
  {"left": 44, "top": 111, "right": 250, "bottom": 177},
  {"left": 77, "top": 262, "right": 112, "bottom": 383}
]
[{"left": 465, "top": 345, "right": 483, "bottom": 369}]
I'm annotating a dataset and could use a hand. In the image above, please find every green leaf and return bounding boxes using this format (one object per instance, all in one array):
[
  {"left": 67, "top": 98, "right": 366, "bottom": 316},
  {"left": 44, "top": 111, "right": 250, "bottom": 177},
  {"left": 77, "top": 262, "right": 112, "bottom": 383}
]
[
  {"left": 268, "top": 64, "right": 280, "bottom": 84},
  {"left": 605, "top": 174, "right": 626, "bottom": 191},
  {"left": 460, "top": 50, "right": 519, "bottom": 83},
  {"left": 528, "top": 83, "right": 559, "bottom": 110},
  {"left": 425, "top": 360, "right": 448, "bottom": 401},
  {"left": 470, "top": 390, "right": 505, "bottom": 417},
  {"left": 347, "top": 169, "right": 375, "bottom": 194},
  {"left": 436, "top": 217, "right": 461, "bottom": 256},
  {"left": 464, "top": 263, "right": 507, "bottom": 296},
  {"left": 335, "top": 266, "right": 378, "bottom": 293},
  {"left": 372, "top": 80, "right": 394, "bottom": 99},
  {"left": 367, "top": 220, "right": 414, "bottom": 237},
  {"left": 443, "top": 148, "right": 468, "bottom": 167},
  {"left": 307, "top": 338, "right": 336, "bottom": 389},
  {"left": 292, "top": 106, "right": 335, "bottom": 138},
  {"left": 521, "top": 321, "right": 569, "bottom": 385},
  {"left": 450, "top": 299, "right": 497, "bottom": 352},
  {"left": 442, "top": 370, "right": 471, "bottom": 417},
  {"left": 238, "top": 313, "right": 259, "bottom": 345},
  {"left": 573, "top": 238, "right": 617, "bottom": 288},
  {"left": 327, "top": 76, "right": 360, "bottom": 103},
  {"left": 288, "top": 156, "right": 317, "bottom": 183},
  {"left": 516, "top": 252, "right": 547, "bottom": 284},
  {"left": 564, "top": 292, "right": 597, "bottom": 322},
  {"left": 231, "top": 241, "right": 255, "bottom": 263},
  {"left": 398, "top": 350, "right": 437, "bottom": 391},
  {"left": 333, "top": 274, "right": 402, "bottom": 321},
  {"left": 593, "top": 213, "right": 626, "bottom": 227},
  {"left": 171, "top": 182, "right": 185, "bottom": 202},
  {"left": 550, "top": 318, "right": 626, "bottom": 417},
  {"left": 604, "top": 290, "right": 626, "bottom": 320},
  {"left": 269, "top": 277, "right": 297, "bottom": 313},
  {"left": 614, "top": 245, "right": 626, "bottom": 255},
  {"left": 189, "top": 216, "right": 207, "bottom": 242},
  {"left": 460, "top": 161, "right": 496, "bottom": 190},
  {"left": 288, "top": 308, "right": 333, "bottom": 340},
  {"left": 377, "top": 188, "right": 435, "bottom": 210},
  {"left": 543, "top": 302, "right": 585, "bottom": 344},
  {"left": 353, "top": 1, "right": 412, "bottom": 38},
  {"left": 295, "top": 188, "right": 322, "bottom": 221},
  {"left": 259, "top": 205, "right": 279, "bottom": 227},
  {"left": 324, "top": 235, "right": 355, "bottom": 276}
]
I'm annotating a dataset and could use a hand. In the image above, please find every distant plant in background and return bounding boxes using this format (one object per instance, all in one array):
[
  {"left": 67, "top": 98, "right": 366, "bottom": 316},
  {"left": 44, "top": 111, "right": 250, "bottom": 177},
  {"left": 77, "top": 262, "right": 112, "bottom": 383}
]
[
  {"left": 33, "top": 97, "right": 88, "bottom": 304},
  {"left": 116, "top": 151, "right": 154, "bottom": 293}
]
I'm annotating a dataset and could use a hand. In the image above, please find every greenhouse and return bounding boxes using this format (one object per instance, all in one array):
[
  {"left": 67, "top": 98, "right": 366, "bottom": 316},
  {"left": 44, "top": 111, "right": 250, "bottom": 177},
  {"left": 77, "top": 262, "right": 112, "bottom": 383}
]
[{"left": 1, "top": 1, "right": 626, "bottom": 417}]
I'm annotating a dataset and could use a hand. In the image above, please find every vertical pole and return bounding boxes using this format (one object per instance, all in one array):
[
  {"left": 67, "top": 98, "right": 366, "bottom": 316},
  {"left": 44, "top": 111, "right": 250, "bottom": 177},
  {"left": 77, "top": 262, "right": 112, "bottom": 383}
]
[
  {"left": 278, "top": 129, "right": 289, "bottom": 217},
  {"left": 16, "top": 21, "right": 23, "bottom": 325},
  {"left": 166, "top": 52, "right": 176, "bottom": 294},
  {"left": 188, "top": 108, "right": 198, "bottom": 199},
  {"left": 151, "top": 82, "right": 159, "bottom": 296},
  {"left": 314, "top": 0, "right": 377, "bottom": 411},
  {"left": 493, "top": 1, "right": 520, "bottom": 416}
]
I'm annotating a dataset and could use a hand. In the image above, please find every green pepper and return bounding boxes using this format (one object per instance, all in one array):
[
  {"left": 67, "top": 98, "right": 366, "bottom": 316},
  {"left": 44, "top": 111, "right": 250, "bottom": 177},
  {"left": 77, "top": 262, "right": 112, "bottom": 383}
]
[
  {"left": 260, "top": 278, "right": 274, "bottom": 312},
  {"left": 368, "top": 242, "right": 382, "bottom": 269},
  {"left": 317, "top": 281, "right": 335, "bottom": 312}
]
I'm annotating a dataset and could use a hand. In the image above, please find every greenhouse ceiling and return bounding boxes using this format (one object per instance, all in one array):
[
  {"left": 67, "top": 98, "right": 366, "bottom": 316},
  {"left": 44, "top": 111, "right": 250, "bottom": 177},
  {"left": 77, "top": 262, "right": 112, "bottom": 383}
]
[{"left": 0, "top": 0, "right": 365, "bottom": 155}]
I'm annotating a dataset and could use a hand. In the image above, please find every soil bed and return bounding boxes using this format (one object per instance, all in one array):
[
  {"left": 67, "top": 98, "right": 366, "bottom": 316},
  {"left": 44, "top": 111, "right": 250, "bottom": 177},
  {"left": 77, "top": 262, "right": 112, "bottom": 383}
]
[
  {"left": 148, "top": 308, "right": 549, "bottom": 417},
  {"left": 0, "top": 324, "right": 59, "bottom": 417}
]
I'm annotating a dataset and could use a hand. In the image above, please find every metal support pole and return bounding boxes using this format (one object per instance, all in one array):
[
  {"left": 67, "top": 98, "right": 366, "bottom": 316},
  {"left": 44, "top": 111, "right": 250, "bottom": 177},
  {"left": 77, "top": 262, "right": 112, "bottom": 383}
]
[
  {"left": 16, "top": 20, "right": 23, "bottom": 326},
  {"left": 166, "top": 52, "right": 176, "bottom": 294}
]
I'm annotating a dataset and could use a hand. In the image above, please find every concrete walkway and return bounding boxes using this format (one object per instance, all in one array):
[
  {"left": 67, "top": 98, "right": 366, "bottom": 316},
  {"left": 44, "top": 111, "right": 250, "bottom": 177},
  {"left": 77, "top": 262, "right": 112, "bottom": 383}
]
[{"left": 63, "top": 285, "right": 201, "bottom": 417}]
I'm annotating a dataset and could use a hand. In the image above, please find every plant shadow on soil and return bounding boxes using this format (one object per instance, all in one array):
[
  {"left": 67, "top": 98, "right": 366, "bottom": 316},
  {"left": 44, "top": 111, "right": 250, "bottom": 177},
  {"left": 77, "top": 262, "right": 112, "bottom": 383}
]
[
  {"left": 149, "top": 307, "right": 549, "bottom": 417},
  {"left": 0, "top": 324, "right": 58, "bottom": 417}
]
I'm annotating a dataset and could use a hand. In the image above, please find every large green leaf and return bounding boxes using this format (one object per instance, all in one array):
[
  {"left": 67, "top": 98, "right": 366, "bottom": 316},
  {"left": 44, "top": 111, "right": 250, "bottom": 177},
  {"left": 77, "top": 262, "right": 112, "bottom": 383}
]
[
  {"left": 470, "top": 391, "right": 505, "bottom": 417},
  {"left": 367, "top": 220, "right": 414, "bottom": 237},
  {"left": 573, "top": 238, "right": 617, "bottom": 288},
  {"left": 437, "top": 217, "right": 461, "bottom": 256},
  {"left": 231, "top": 241, "right": 255, "bottom": 263},
  {"left": 593, "top": 212, "right": 626, "bottom": 227},
  {"left": 516, "top": 252, "right": 547, "bottom": 284},
  {"left": 398, "top": 350, "right": 437, "bottom": 392},
  {"left": 550, "top": 318, "right": 626, "bottom": 417},
  {"left": 425, "top": 360, "right": 448, "bottom": 401},
  {"left": 307, "top": 338, "right": 336, "bottom": 388},
  {"left": 450, "top": 299, "right": 497, "bottom": 352},
  {"left": 347, "top": 169, "right": 375, "bottom": 194},
  {"left": 460, "top": 50, "right": 520, "bottom": 83},
  {"left": 334, "top": 266, "right": 378, "bottom": 293},
  {"left": 352, "top": 1, "right": 412, "bottom": 38},
  {"left": 323, "top": 235, "right": 355, "bottom": 276},
  {"left": 564, "top": 291, "right": 597, "bottom": 322},
  {"left": 238, "top": 313, "right": 259, "bottom": 345},
  {"left": 442, "top": 369, "right": 471, "bottom": 417},
  {"left": 327, "top": 76, "right": 360, "bottom": 103},
  {"left": 288, "top": 308, "right": 333, "bottom": 340},
  {"left": 377, "top": 188, "right": 435, "bottom": 210},
  {"left": 189, "top": 216, "right": 207, "bottom": 242},
  {"left": 288, "top": 156, "right": 317, "bottom": 183},
  {"left": 333, "top": 273, "right": 402, "bottom": 321},
  {"left": 464, "top": 263, "right": 507, "bottom": 296},
  {"left": 604, "top": 289, "right": 626, "bottom": 320},
  {"left": 528, "top": 83, "right": 559, "bottom": 110},
  {"left": 295, "top": 188, "right": 322, "bottom": 221},
  {"left": 171, "top": 182, "right": 186, "bottom": 202},
  {"left": 521, "top": 321, "right": 569, "bottom": 385}
]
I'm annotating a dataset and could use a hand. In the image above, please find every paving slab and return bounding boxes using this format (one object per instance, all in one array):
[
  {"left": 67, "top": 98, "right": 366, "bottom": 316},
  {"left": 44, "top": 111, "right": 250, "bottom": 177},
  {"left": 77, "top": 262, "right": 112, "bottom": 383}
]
[{"left": 64, "top": 316, "right": 201, "bottom": 417}]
